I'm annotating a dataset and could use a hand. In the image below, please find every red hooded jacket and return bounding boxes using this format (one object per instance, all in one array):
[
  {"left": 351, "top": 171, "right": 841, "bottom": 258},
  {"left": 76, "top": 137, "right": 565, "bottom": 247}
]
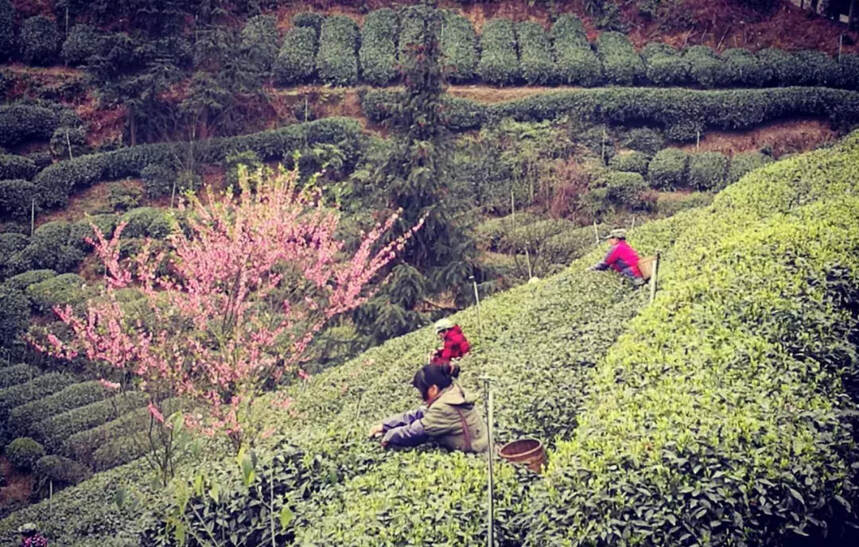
[
  {"left": 594, "top": 240, "right": 642, "bottom": 277},
  {"left": 430, "top": 325, "right": 470, "bottom": 365}
]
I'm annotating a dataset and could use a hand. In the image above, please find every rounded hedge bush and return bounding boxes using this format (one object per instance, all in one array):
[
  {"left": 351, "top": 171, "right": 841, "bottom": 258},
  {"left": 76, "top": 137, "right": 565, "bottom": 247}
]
[
  {"left": 550, "top": 14, "right": 602, "bottom": 86},
  {"left": 140, "top": 162, "right": 175, "bottom": 199},
  {"left": 0, "top": 287, "right": 29, "bottom": 347},
  {"left": 2, "top": 268, "right": 56, "bottom": 291},
  {"left": 684, "top": 44, "right": 725, "bottom": 88},
  {"left": 540, "top": 226, "right": 597, "bottom": 264},
  {"left": 0, "top": 179, "right": 38, "bottom": 222},
  {"left": 293, "top": 12, "right": 324, "bottom": 35},
  {"left": 591, "top": 170, "right": 650, "bottom": 208},
  {"left": 596, "top": 32, "right": 645, "bottom": 85},
  {"left": 648, "top": 148, "right": 688, "bottom": 189},
  {"left": 756, "top": 47, "right": 801, "bottom": 86},
  {"left": 316, "top": 15, "right": 359, "bottom": 86},
  {"left": 440, "top": 10, "right": 478, "bottom": 83},
  {"left": 119, "top": 207, "right": 172, "bottom": 239},
  {"left": 641, "top": 42, "right": 689, "bottom": 86},
  {"left": 721, "top": 48, "right": 771, "bottom": 87},
  {"left": 34, "top": 454, "right": 91, "bottom": 486},
  {"left": 518, "top": 21, "right": 555, "bottom": 85},
  {"left": 727, "top": 151, "right": 773, "bottom": 183},
  {"left": 49, "top": 126, "right": 88, "bottom": 160},
  {"left": 0, "top": 0, "right": 15, "bottom": 61},
  {"left": 61, "top": 24, "right": 101, "bottom": 66},
  {"left": 608, "top": 150, "right": 650, "bottom": 175},
  {"left": 240, "top": 15, "right": 279, "bottom": 76},
  {"left": 0, "top": 364, "right": 39, "bottom": 390},
  {"left": 477, "top": 18, "right": 520, "bottom": 85},
  {"left": 359, "top": 9, "right": 399, "bottom": 86},
  {"left": 837, "top": 54, "right": 859, "bottom": 90},
  {"left": 8, "top": 381, "right": 110, "bottom": 440},
  {"left": 792, "top": 49, "right": 839, "bottom": 87},
  {"left": 0, "top": 154, "right": 38, "bottom": 180},
  {"left": 26, "top": 272, "right": 87, "bottom": 314},
  {"left": 5, "top": 437, "right": 45, "bottom": 471},
  {"left": 0, "top": 104, "right": 61, "bottom": 148},
  {"left": 20, "top": 15, "right": 60, "bottom": 66},
  {"left": 688, "top": 151, "right": 728, "bottom": 191},
  {"left": 620, "top": 127, "right": 665, "bottom": 155}
]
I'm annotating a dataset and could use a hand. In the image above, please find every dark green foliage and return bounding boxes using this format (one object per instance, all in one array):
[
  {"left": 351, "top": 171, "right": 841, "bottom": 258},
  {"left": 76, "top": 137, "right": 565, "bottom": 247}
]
[
  {"left": 359, "top": 9, "right": 399, "bottom": 86},
  {"left": 477, "top": 18, "right": 520, "bottom": 85},
  {"left": 0, "top": 179, "right": 38, "bottom": 222},
  {"left": 641, "top": 42, "right": 689, "bottom": 86},
  {"left": 107, "top": 183, "right": 142, "bottom": 211},
  {"left": 838, "top": 54, "right": 859, "bottom": 90},
  {"left": 20, "top": 16, "right": 60, "bottom": 66},
  {"left": 540, "top": 226, "right": 597, "bottom": 265},
  {"left": 0, "top": 373, "right": 76, "bottom": 422},
  {"left": 0, "top": 232, "right": 28, "bottom": 257},
  {"left": 0, "top": 0, "right": 14, "bottom": 61},
  {"left": 0, "top": 364, "right": 38, "bottom": 390},
  {"left": 316, "top": 15, "right": 359, "bottom": 85},
  {"left": 69, "top": 214, "right": 117, "bottom": 248},
  {"left": 274, "top": 27, "right": 317, "bottom": 85},
  {"left": 119, "top": 207, "right": 172, "bottom": 239},
  {"left": 586, "top": 170, "right": 652, "bottom": 213},
  {"left": 620, "top": 127, "right": 665, "bottom": 155},
  {"left": 727, "top": 150, "right": 773, "bottom": 183},
  {"left": 2, "top": 269, "right": 56, "bottom": 291},
  {"left": 648, "top": 148, "right": 688, "bottom": 189},
  {"left": 49, "top": 126, "right": 88, "bottom": 160},
  {"left": 721, "top": 48, "right": 771, "bottom": 87},
  {"left": 33, "top": 455, "right": 91, "bottom": 490},
  {"left": 0, "top": 104, "right": 61, "bottom": 147},
  {"left": 8, "top": 381, "right": 109, "bottom": 440},
  {"left": 688, "top": 151, "right": 728, "bottom": 191},
  {"left": 293, "top": 12, "right": 324, "bottom": 35},
  {"left": 19, "top": 221, "right": 86, "bottom": 273},
  {"left": 61, "top": 24, "right": 101, "bottom": 66},
  {"left": 26, "top": 272, "right": 87, "bottom": 314},
  {"left": 0, "top": 286, "right": 28, "bottom": 347},
  {"left": 684, "top": 45, "right": 726, "bottom": 87},
  {"left": 5, "top": 437, "right": 44, "bottom": 471},
  {"left": 224, "top": 150, "right": 261, "bottom": 188},
  {"left": 497, "top": 218, "right": 575, "bottom": 254},
  {"left": 518, "top": 21, "right": 555, "bottom": 85},
  {"left": 0, "top": 154, "right": 38, "bottom": 180},
  {"left": 608, "top": 150, "right": 650, "bottom": 175},
  {"left": 140, "top": 163, "right": 176, "bottom": 199},
  {"left": 550, "top": 14, "right": 602, "bottom": 87},
  {"left": 792, "top": 49, "right": 839, "bottom": 87},
  {"left": 240, "top": 15, "right": 279, "bottom": 77},
  {"left": 595, "top": 32, "right": 645, "bottom": 85},
  {"left": 655, "top": 191, "right": 713, "bottom": 216},
  {"left": 33, "top": 391, "right": 149, "bottom": 452},
  {"left": 756, "top": 47, "right": 802, "bottom": 86},
  {"left": 440, "top": 11, "right": 478, "bottom": 83}
]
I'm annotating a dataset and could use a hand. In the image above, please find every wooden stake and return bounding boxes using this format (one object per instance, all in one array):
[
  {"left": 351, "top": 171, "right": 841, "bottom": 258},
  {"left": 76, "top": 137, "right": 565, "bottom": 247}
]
[
  {"left": 30, "top": 199, "right": 35, "bottom": 236},
  {"left": 592, "top": 220, "right": 599, "bottom": 245},
  {"left": 649, "top": 252, "right": 660, "bottom": 303}
]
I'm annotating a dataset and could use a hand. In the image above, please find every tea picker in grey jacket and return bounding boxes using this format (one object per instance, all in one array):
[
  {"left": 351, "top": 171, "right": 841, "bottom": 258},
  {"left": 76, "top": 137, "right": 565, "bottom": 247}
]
[{"left": 368, "top": 363, "right": 488, "bottom": 453}]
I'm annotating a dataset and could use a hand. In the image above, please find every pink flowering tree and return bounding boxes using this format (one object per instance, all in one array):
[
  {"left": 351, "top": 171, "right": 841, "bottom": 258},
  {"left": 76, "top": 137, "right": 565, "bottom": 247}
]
[{"left": 35, "top": 166, "right": 423, "bottom": 451}]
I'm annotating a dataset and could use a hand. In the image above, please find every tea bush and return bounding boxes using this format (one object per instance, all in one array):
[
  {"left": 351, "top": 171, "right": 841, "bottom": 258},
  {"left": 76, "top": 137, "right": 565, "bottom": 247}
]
[
  {"left": 620, "top": 127, "right": 665, "bottom": 155},
  {"left": 359, "top": 9, "right": 398, "bottom": 86},
  {"left": 756, "top": 47, "right": 803, "bottom": 86},
  {"left": 727, "top": 150, "right": 773, "bottom": 183},
  {"left": 8, "top": 381, "right": 109, "bottom": 439},
  {"left": 50, "top": 126, "right": 89, "bottom": 160},
  {"left": 0, "top": 154, "right": 38, "bottom": 180},
  {"left": 0, "top": 104, "right": 61, "bottom": 147},
  {"left": 687, "top": 151, "right": 728, "bottom": 191},
  {"left": 293, "top": 12, "right": 324, "bottom": 35},
  {"left": 641, "top": 42, "right": 689, "bottom": 86},
  {"left": 721, "top": 48, "right": 771, "bottom": 87},
  {"left": 0, "top": 179, "right": 38, "bottom": 222},
  {"left": 648, "top": 148, "right": 688, "bottom": 189},
  {"left": 61, "top": 24, "right": 101, "bottom": 66},
  {"left": 0, "top": 286, "right": 28, "bottom": 347},
  {"left": 274, "top": 27, "right": 317, "bottom": 85},
  {"left": 107, "top": 182, "right": 142, "bottom": 211},
  {"left": 0, "top": 364, "right": 39, "bottom": 390},
  {"left": 440, "top": 11, "right": 478, "bottom": 83},
  {"left": 585, "top": 170, "right": 651, "bottom": 213},
  {"left": 13, "top": 221, "right": 86, "bottom": 274},
  {"left": 33, "top": 455, "right": 91, "bottom": 491},
  {"left": 838, "top": 54, "right": 859, "bottom": 90},
  {"left": 0, "top": 373, "right": 76, "bottom": 423},
  {"left": 518, "top": 21, "right": 555, "bottom": 85},
  {"left": 2, "top": 269, "right": 56, "bottom": 291},
  {"left": 525, "top": 134, "right": 859, "bottom": 544},
  {"left": 0, "top": 0, "right": 14, "bottom": 61},
  {"left": 595, "top": 32, "right": 645, "bottom": 85},
  {"left": 20, "top": 15, "right": 60, "bottom": 66},
  {"left": 655, "top": 191, "right": 713, "bottom": 216},
  {"left": 397, "top": 5, "right": 425, "bottom": 61},
  {"left": 498, "top": 218, "right": 576, "bottom": 254},
  {"left": 5, "top": 437, "right": 45, "bottom": 471},
  {"left": 540, "top": 226, "right": 598, "bottom": 264},
  {"left": 792, "top": 49, "right": 839, "bottom": 87},
  {"left": 118, "top": 207, "right": 171, "bottom": 239},
  {"left": 477, "top": 18, "right": 520, "bottom": 85},
  {"left": 684, "top": 44, "right": 726, "bottom": 88},
  {"left": 33, "top": 391, "right": 149, "bottom": 452},
  {"left": 550, "top": 14, "right": 602, "bottom": 87},
  {"left": 608, "top": 150, "right": 649, "bottom": 175},
  {"left": 316, "top": 15, "right": 359, "bottom": 85},
  {"left": 26, "top": 272, "right": 88, "bottom": 314},
  {"left": 240, "top": 15, "right": 278, "bottom": 76},
  {"left": 474, "top": 212, "right": 543, "bottom": 251}
]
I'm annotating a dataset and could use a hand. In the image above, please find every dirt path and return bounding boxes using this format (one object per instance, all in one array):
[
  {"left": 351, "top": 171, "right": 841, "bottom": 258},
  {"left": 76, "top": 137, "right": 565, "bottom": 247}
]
[
  {"left": 676, "top": 118, "right": 836, "bottom": 157},
  {"left": 0, "top": 456, "right": 33, "bottom": 516}
]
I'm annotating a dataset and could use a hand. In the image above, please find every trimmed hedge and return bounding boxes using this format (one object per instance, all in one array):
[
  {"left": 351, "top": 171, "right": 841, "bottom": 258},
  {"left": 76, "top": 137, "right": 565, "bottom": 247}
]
[
  {"left": 33, "top": 391, "right": 149, "bottom": 452},
  {"left": 684, "top": 44, "right": 726, "bottom": 88},
  {"left": 477, "top": 18, "right": 520, "bottom": 85},
  {"left": 34, "top": 455, "right": 91, "bottom": 488},
  {"left": 655, "top": 191, "right": 713, "bottom": 217},
  {"left": 316, "top": 15, "right": 359, "bottom": 85},
  {"left": 240, "top": 15, "right": 279, "bottom": 75},
  {"left": 0, "top": 0, "right": 14, "bottom": 61},
  {"left": 0, "top": 286, "right": 28, "bottom": 347},
  {"left": 359, "top": 9, "right": 399, "bottom": 86},
  {"left": 0, "top": 364, "right": 39, "bottom": 389},
  {"left": 0, "top": 154, "right": 38, "bottom": 180},
  {"left": 838, "top": 54, "right": 859, "bottom": 91},
  {"left": 0, "top": 179, "right": 38, "bottom": 222},
  {"left": 0, "top": 104, "right": 61, "bottom": 147},
  {"left": 13, "top": 221, "right": 86, "bottom": 274},
  {"left": 792, "top": 49, "right": 840, "bottom": 87},
  {"left": 118, "top": 207, "right": 171, "bottom": 239},
  {"left": 648, "top": 148, "right": 688, "bottom": 189},
  {"left": 688, "top": 151, "right": 728, "bottom": 191},
  {"left": 721, "top": 48, "right": 771, "bottom": 87},
  {"left": 8, "top": 381, "right": 109, "bottom": 439},
  {"left": 620, "top": 127, "right": 665, "bottom": 155},
  {"left": 595, "top": 31, "right": 645, "bottom": 85},
  {"left": 550, "top": 14, "right": 602, "bottom": 87},
  {"left": 274, "top": 26, "right": 318, "bottom": 86},
  {"left": 587, "top": 170, "right": 651, "bottom": 210},
  {"left": 756, "top": 47, "right": 802, "bottom": 86},
  {"left": 0, "top": 373, "right": 76, "bottom": 422},
  {"left": 5, "top": 437, "right": 44, "bottom": 471},
  {"left": 608, "top": 150, "right": 650, "bottom": 175},
  {"left": 61, "top": 396, "right": 188, "bottom": 464},
  {"left": 20, "top": 15, "right": 60, "bottom": 66},
  {"left": 61, "top": 24, "right": 101, "bottom": 66},
  {"left": 727, "top": 150, "right": 773, "bottom": 183},
  {"left": 642, "top": 42, "right": 689, "bottom": 86},
  {"left": 293, "top": 12, "right": 324, "bottom": 35},
  {"left": 440, "top": 11, "right": 478, "bottom": 83},
  {"left": 2, "top": 269, "right": 56, "bottom": 291},
  {"left": 539, "top": 226, "right": 597, "bottom": 265},
  {"left": 518, "top": 21, "right": 555, "bottom": 85},
  {"left": 26, "top": 272, "right": 87, "bottom": 314}
]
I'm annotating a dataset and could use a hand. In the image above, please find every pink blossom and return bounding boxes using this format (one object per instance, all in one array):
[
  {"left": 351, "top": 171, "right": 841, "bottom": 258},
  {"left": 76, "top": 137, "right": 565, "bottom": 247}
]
[
  {"left": 98, "top": 379, "right": 121, "bottom": 390},
  {"left": 148, "top": 401, "right": 165, "bottom": 424}
]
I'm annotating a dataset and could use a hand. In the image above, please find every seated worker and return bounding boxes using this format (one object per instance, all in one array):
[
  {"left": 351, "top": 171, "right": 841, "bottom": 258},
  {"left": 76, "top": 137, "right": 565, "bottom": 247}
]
[
  {"left": 429, "top": 318, "right": 470, "bottom": 366},
  {"left": 368, "top": 363, "right": 487, "bottom": 453},
  {"left": 18, "top": 523, "right": 48, "bottom": 547},
  {"left": 588, "top": 228, "right": 646, "bottom": 286}
]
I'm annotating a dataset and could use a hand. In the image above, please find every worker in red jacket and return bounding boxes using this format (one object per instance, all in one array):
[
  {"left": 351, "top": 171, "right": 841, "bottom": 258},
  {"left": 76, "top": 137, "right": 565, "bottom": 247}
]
[
  {"left": 429, "top": 318, "right": 470, "bottom": 366},
  {"left": 589, "top": 228, "right": 646, "bottom": 286}
]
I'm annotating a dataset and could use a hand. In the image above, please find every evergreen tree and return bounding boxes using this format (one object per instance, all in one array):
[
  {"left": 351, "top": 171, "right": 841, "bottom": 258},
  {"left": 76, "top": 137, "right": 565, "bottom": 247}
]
[{"left": 356, "top": 2, "right": 476, "bottom": 342}]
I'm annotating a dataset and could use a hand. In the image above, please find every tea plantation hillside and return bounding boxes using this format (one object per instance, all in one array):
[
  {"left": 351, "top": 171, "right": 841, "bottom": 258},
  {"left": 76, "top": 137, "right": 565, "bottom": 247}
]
[{"left": 3, "top": 130, "right": 858, "bottom": 545}]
